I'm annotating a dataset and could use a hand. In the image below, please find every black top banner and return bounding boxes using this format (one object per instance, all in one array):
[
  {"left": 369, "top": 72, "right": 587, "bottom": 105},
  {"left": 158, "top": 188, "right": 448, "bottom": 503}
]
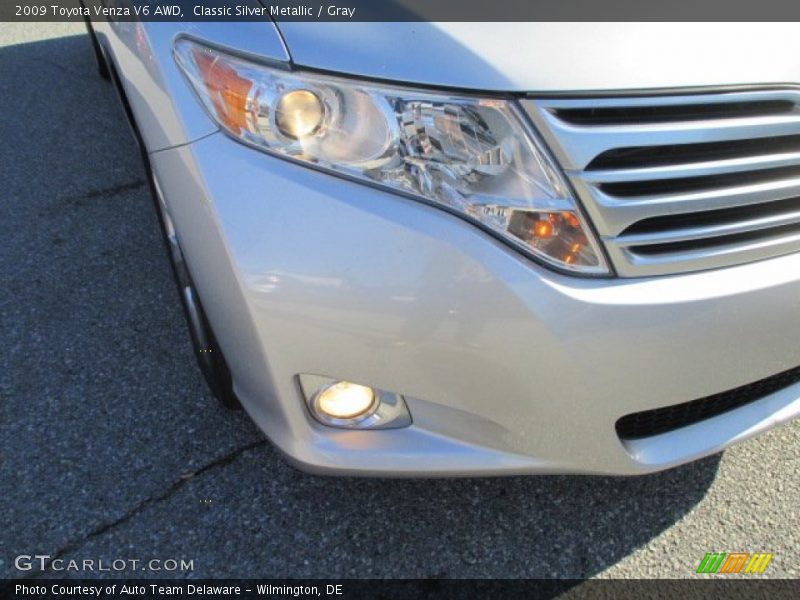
[{"left": 6, "top": 0, "right": 800, "bottom": 22}]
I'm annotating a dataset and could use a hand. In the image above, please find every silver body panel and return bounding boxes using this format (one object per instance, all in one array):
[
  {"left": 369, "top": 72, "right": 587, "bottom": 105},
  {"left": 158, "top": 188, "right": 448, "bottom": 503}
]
[
  {"left": 96, "top": 21, "right": 800, "bottom": 475},
  {"left": 275, "top": 23, "right": 800, "bottom": 92}
]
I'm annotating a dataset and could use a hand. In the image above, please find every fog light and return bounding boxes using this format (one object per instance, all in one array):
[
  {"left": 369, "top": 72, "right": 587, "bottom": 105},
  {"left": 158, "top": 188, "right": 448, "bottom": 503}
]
[
  {"left": 299, "top": 374, "right": 412, "bottom": 429},
  {"left": 315, "top": 381, "right": 377, "bottom": 420},
  {"left": 275, "top": 89, "right": 324, "bottom": 139}
]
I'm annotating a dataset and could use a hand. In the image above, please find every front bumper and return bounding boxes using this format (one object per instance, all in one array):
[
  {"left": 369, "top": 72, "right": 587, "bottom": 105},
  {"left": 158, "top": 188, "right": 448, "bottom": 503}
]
[{"left": 150, "top": 132, "right": 800, "bottom": 476}]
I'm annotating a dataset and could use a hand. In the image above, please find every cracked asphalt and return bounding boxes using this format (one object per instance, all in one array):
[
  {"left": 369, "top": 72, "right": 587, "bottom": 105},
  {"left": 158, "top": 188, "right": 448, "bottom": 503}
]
[{"left": 1, "top": 23, "right": 799, "bottom": 581}]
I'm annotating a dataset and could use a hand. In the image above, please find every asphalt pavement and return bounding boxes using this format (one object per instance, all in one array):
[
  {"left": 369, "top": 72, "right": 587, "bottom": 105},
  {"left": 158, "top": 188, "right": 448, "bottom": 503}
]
[{"left": 1, "top": 23, "right": 799, "bottom": 580}]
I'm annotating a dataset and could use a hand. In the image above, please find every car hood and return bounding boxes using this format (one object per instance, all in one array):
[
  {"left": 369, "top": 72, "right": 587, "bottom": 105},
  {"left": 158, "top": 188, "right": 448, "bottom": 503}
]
[{"left": 274, "top": 22, "right": 800, "bottom": 92}]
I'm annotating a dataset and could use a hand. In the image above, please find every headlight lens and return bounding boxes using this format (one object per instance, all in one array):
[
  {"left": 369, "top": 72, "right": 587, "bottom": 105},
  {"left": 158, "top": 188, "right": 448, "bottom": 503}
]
[{"left": 174, "top": 38, "right": 609, "bottom": 275}]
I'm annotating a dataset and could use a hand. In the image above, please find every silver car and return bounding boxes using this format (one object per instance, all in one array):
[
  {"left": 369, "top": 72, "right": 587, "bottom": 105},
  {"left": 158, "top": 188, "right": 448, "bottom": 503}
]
[{"left": 85, "top": 18, "right": 800, "bottom": 476}]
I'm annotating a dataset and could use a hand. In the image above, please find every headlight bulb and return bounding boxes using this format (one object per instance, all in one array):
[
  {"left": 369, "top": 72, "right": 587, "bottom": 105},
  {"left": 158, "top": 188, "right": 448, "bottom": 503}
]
[{"left": 275, "top": 89, "right": 324, "bottom": 139}]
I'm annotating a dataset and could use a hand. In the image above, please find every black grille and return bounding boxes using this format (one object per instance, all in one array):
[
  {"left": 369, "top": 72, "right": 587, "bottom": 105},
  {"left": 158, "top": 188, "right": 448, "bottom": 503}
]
[
  {"left": 616, "top": 364, "right": 800, "bottom": 440},
  {"left": 621, "top": 196, "right": 800, "bottom": 236},
  {"left": 599, "top": 164, "right": 800, "bottom": 198},
  {"left": 587, "top": 134, "right": 800, "bottom": 170},
  {"left": 628, "top": 222, "right": 800, "bottom": 257},
  {"left": 552, "top": 100, "right": 795, "bottom": 126}
]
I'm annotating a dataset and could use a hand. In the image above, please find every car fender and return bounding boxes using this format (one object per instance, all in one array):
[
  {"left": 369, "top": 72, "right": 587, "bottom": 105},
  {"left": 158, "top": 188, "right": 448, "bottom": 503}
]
[{"left": 91, "top": 13, "right": 290, "bottom": 152}]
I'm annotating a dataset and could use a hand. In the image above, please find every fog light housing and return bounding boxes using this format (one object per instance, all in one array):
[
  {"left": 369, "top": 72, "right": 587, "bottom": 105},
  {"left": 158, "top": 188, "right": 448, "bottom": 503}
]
[{"left": 299, "top": 374, "right": 412, "bottom": 429}]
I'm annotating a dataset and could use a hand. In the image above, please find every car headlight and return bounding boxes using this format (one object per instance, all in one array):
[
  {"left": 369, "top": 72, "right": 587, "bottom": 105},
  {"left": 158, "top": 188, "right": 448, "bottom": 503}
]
[{"left": 174, "top": 38, "right": 609, "bottom": 275}]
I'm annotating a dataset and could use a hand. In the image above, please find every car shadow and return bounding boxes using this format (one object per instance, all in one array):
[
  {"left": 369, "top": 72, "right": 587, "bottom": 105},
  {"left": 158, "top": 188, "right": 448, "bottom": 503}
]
[
  {"left": 229, "top": 446, "right": 721, "bottom": 579},
  {"left": 0, "top": 29, "right": 720, "bottom": 582}
]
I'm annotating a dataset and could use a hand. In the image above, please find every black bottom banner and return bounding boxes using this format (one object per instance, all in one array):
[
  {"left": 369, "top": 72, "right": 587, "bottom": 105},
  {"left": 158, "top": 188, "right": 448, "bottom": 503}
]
[{"left": 3, "top": 579, "right": 799, "bottom": 600}]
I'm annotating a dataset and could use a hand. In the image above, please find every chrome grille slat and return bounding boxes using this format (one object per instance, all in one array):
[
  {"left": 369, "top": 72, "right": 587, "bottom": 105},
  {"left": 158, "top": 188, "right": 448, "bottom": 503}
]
[
  {"left": 607, "top": 229, "right": 800, "bottom": 277},
  {"left": 531, "top": 112, "right": 800, "bottom": 170},
  {"left": 614, "top": 210, "right": 800, "bottom": 246},
  {"left": 572, "top": 178, "right": 800, "bottom": 237},
  {"left": 522, "top": 89, "right": 800, "bottom": 277},
  {"left": 575, "top": 152, "right": 800, "bottom": 183},
  {"left": 533, "top": 89, "right": 800, "bottom": 110}
]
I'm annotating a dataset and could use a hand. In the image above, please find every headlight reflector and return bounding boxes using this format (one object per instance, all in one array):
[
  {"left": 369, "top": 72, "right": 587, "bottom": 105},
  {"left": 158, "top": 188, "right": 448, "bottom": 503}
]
[{"left": 175, "top": 39, "right": 609, "bottom": 275}]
